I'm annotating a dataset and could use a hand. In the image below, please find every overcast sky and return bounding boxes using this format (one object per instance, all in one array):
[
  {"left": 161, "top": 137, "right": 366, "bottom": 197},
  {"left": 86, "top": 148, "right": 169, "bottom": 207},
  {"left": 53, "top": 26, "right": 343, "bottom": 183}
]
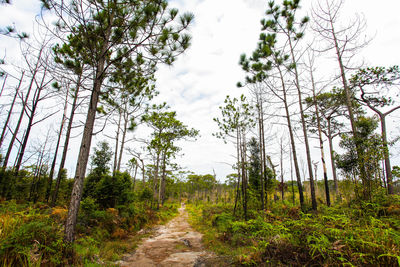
[{"left": 1, "top": 0, "right": 400, "bottom": 181}]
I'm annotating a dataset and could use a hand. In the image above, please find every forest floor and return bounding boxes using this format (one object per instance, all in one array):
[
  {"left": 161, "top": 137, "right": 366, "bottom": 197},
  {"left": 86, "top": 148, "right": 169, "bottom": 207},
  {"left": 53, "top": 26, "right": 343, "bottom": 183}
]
[{"left": 116, "top": 203, "right": 224, "bottom": 267}]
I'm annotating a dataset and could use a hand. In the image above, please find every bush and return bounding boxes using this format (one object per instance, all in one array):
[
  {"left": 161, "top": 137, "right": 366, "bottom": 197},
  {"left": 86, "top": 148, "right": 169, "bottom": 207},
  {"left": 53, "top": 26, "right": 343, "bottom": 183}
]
[
  {"left": 191, "top": 200, "right": 400, "bottom": 266},
  {"left": 0, "top": 203, "right": 65, "bottom": 265}
]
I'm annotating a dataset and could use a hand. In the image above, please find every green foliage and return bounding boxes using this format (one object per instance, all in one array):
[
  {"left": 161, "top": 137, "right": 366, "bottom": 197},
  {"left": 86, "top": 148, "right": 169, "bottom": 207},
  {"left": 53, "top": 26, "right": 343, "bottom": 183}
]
[
  {"left": 248, "top": 137, "right": 261, "bottom": 191},
  {"left": 189, "top": 195, "right": 400, "bottom": 266},
  {"left": 0, "top": 201, "right": 66, "bottom": 266},
  {"left": 336, "top": 116, "right": 384, "bottom": 199},
  {"left": 90, "top": 141, "right": 113, "bottom": 175}
]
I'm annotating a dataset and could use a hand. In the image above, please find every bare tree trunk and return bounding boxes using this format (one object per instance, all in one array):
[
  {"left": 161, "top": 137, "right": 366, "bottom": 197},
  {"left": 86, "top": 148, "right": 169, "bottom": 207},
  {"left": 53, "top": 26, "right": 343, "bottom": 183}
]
[
  {"left": 51, "top": 77, "right": 81, "bottom": 207},
  {"left": 261, "top": 107, "right": 268, "bottom": 208},
  {"left": 310, "top": 67, "right": 331, "bottom": 206},
  {"left": 241, "top": 131, "right": 248, "bottom": 220},
  {"left": 380, "top": 114, "right": 393, "bottom": 194},
  {"left": 0, "top": 72, "right": 24, "bottom": 148},
  {"left": 29, "top": 152, "right": 43, "bottom": 202},
  {"left": 15, "top": 65, "right": 50, "bottom": 173},
  {"left": 45, "top": 86, "right": 69, "bottom": 202},
  {"left": 153, "top": 150, "right": 161, "bottom": 209},
  {"left": 289, "top": 141, "right": 295, "bottom": 204},
  {"left": 3, "top": 62, "right": 40, "bottom": 168},
  {"left": 157, "top": 151, "right": 167, "bottom": 208},
  {"left": 0, "top": 74, "right": 7, "bottom": 97},
  {"left": 280, "top": 137, "right": 284, "bottom": 202},
  {"left": 141, "top": 158, "right": 145, "bottom": 185},
  {"left": 117, "top": 106, "right": 129, "bottom": 171},
  {"left": 160, "top": 151, "right": 167, "bottom": 206},
  {"left": 233, "top": 128, "right": 241, "bottom": 216},
  {"left": 132, "top": 164, "right": 138, "bottom": 190},
  {"left": 329, "top": 16, "right": 368, "bottom": 199},
  {"left": 288, "top": 38, "right": 317, "bottom": 211},
  {"left": 277, "top": 66, "right": 304, "bottom": 208},
  {"left": 258, "top": 112, "right": 265, "bottom": 209},
  {"left": 327, "top": 120, "right": 339, "bottom": 195},
  {"left": 113, "top": 110, "right": 122, "bottom": 174}
]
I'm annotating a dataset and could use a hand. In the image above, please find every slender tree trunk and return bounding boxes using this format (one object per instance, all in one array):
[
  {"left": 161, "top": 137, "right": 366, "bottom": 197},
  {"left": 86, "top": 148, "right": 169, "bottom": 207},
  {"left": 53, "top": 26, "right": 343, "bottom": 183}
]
[
  {"left": 241, "top": 131, "right": 248, "bottom": 220},
  {"left": 277, "top": 66, "right": 304, "bottom": 209},
  {"left": 45, "top": 87, "right": 69, "bottom": 202},
  {"left": 154, "top": 150, "right": 161, "bottom": 209},
  {"left": 261, "top": 108, "right": 268, "bottom": 207},
  {"left": 258, "top": 102, "right": 265, "bottom": 210},
  {"left": 4, "top": 45, "right": 44, "bottom": 168},
  {"left": 141, "top": 158, "right": 145, "bottom": 185},
  {"left": 330, "top": 21, "right": 367, "bottom": 198},
  {"left": 15, "top": 66, "right": 49, "bottom": 173},
  {"left": 51, "top": 77, "right": 81, "bottom": 207},
  {"left": 113, "top": 110, "right": 122, "bottom": 174},
  {"left": 117, "top": 107, "right": 129, "bottom": 171},
  {"left": 159, "top": 150, "right": 167, "bottom": 206},
  {"left": 3, "top": 71, "right": 37, "bottom": 168},
  {"left": 311, "top": 69, "right": 331, "bottom": 206},
  {"left": 280, "top": 138, "right": 284, "bottom": 202},
  {"left": 290, "top": 142, "right": 295, "bottom": 204},
  {"left": 132, "top": 164, "right": 138, "bottom": 190},
  {"left": 29, "top": 153, "right": 42, "bottom": 201},
  {"left": 380, "top": 115, "right": 393, "bottom": 194},
  {"left": 327, "top": 120, "right": 339, "bottom": 194},
  {"left": 0, "top": 72, "right": 24, "bottom": 148},
  {"left": 0, "top": 74, "right": 7, "bottom": 98},
  {"left": 381, "top": 160, "right": 387, "bottom": 188},
  {"left": 288, "top": 39, "right": 317, "bottom": 211},
  {"left": 233, "top": 128, "right": 241, "bottom": 216}
]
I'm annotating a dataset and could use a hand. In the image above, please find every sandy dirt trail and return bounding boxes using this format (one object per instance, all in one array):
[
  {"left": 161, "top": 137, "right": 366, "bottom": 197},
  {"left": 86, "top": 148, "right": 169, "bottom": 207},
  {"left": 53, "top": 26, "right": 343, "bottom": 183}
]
[{"left": 118, "top": 203, "right": 214, "bottom": 267}]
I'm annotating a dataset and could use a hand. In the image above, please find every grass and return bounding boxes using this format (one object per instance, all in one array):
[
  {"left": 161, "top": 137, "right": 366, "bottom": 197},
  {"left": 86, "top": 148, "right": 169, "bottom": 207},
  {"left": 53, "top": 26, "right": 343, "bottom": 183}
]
[
  {"left": 0, "top": 200, "right": 179, "bottom": 266},
  {"left": 187, "top": 194, "right": 400, "bottom": 266}
]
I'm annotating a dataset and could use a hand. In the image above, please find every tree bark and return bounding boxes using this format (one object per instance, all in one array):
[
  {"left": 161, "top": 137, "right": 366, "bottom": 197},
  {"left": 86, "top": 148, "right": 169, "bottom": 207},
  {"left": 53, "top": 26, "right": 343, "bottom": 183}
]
[
  {"left": 45, "top": 86, "right": 69, "bottom": 202},
  {"left": 288, "top": 38, "right": 317, "bottom": 211},
  {"left": 0, "top": 74, "right": 7, "bottom": 97},
  {"left": 277, "top": 66, "right": 304, "bottom": 208},
  {"left": 51, "top": 77, "right": 81, "bottom": 207},
  {"left": 160, "top": 151, "right": 167, "bottom": 205},
  {"left": 64, "top": 36, "right": 109, "bottom": 242},
  {"left": 233, "top": 127, "right": 241, "bottom": 216},
  {"left": 0, "top": 72, "right": 24, "bottom": 148},
  {"left": 241, "top": 131, "right": 248, "bottom": 220},
  {"left": 257, "top": 98, "right": 265, "bottom": 210},
  {"left": 280, "top": 137, "right": 284, "bottom": 202},
  {"left": 327, "top": 120, "right": 339, "bottom": 195},
  {"left": 3, "top": 46, "right": 44, "bottom": 169},
  {"left": 311, "top": 70, "right": 330, "bottom": 206},
  {"left": 113, "top": 110, "right": 122, "bottom": 174},
  {"left": 380, "top": 114, "right": 393, "bottom": 194},
  {"left": 330, "top": 20, "right": 368, "bottom": 198},
  {"left": 117, "top": 106, "right": 129, "bottom": 171},
  {"left": 15, "top": 65, "right": 49, "bottom": 173}
]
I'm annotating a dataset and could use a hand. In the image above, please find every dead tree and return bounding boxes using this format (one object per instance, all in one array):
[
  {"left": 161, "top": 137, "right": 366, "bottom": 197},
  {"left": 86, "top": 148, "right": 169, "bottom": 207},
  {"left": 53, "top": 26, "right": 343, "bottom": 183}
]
[
  {"left": 0, "top": 71, "right": 24, "bottom": 148},
  {"left": 312, "top": 0, "right": 371, "bottom": 197}
]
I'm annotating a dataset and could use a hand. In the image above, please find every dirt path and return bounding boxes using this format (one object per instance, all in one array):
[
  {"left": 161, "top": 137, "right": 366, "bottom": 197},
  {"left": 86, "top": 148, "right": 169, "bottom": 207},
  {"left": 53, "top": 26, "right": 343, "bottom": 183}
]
[{"left": 118, "top": 203, "right": 213, "bottom": 267}]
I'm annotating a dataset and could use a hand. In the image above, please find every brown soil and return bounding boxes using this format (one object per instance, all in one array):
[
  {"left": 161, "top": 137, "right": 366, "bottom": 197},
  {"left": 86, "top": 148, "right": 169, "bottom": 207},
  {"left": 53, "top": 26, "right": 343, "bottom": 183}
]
[{"left": 117, "top": 203, "right": 215, "bottom": 267}]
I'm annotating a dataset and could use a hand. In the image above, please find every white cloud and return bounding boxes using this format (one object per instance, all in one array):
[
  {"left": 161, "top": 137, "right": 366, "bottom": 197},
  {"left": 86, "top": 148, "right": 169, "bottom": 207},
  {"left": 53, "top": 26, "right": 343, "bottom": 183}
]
[{"left": 1, "top": 0, "right": 400, "bottom": 182}]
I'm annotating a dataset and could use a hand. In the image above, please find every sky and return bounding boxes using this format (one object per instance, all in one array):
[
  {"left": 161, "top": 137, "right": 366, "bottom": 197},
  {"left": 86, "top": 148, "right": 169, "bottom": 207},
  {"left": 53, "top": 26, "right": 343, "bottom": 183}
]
[{"left": 1, "top": 0, "right": 400, "bottom": 182}]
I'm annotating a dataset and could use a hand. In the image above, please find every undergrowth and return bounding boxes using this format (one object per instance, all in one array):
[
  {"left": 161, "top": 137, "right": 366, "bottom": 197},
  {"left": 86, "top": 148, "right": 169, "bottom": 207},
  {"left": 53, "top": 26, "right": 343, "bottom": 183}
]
[
  {"left": 188, "top": 194, "right": 400, "bottom": 266},
  {"left": 0, "top": 200, "right": 178, "bottom": 266}
]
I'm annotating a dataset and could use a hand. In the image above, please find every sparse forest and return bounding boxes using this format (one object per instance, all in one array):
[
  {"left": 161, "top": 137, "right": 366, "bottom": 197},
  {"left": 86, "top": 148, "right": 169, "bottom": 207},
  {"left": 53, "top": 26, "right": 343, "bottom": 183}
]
[{"left": 0, "top": 0, "right": 399, "bottom": 266}]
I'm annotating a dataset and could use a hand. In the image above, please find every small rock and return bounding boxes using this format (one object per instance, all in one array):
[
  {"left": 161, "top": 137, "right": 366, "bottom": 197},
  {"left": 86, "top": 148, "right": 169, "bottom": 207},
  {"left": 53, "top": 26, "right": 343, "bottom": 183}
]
[{"left": 181, "top": 238, "right": 191, "bottom": 247}]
